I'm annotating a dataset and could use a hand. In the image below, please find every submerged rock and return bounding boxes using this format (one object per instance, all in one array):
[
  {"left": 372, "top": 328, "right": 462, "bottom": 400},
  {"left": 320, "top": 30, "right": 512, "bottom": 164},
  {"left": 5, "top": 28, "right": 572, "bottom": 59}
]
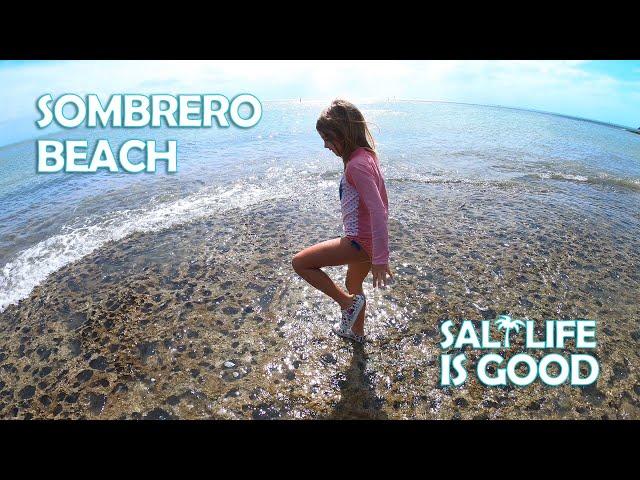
[{"left": 143, "top": 408, "right": 178, "bottom": 420}]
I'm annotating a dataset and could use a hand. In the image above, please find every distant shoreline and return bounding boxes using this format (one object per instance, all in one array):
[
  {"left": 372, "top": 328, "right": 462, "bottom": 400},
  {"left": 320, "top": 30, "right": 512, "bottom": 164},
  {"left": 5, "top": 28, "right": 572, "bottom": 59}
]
[{"left": 394, "top": 99, "right": 639, "bottom": 133}]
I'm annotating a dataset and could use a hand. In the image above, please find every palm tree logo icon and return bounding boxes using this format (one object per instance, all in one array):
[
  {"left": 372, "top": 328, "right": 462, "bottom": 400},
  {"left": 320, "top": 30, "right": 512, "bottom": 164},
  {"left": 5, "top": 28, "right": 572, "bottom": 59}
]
[{"left": 494, "top": 315, "right": 525, "bottom": 348}]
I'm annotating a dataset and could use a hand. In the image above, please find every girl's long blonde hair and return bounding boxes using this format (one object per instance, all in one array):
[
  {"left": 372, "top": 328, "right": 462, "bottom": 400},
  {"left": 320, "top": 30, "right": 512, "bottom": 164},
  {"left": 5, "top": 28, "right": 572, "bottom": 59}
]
[{"left": 316, "top": 99, "right": 377, "bottom": 165}]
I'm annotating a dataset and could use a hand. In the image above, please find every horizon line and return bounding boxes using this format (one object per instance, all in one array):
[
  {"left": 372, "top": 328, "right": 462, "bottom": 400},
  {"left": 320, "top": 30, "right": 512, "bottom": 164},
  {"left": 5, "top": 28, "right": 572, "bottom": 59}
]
[
  {"left": 1, "top": 98, "right": 637, "bottom": 149},
  {"left": 262, "top": 97, "right": 639, "bottom": 132}
]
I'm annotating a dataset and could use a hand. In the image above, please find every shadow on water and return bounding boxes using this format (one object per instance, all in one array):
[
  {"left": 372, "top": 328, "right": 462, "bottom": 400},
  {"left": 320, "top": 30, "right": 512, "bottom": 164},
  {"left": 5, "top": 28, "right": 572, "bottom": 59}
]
[{"left": 323, "top": 343, "right": 388, "bottom": 420}]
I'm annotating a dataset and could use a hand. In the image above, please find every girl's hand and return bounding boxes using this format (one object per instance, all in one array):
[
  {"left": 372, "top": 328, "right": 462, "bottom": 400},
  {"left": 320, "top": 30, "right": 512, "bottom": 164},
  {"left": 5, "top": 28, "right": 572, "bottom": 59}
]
[{"left": 371, "top": 263, "right": 394, "bottom": 288}]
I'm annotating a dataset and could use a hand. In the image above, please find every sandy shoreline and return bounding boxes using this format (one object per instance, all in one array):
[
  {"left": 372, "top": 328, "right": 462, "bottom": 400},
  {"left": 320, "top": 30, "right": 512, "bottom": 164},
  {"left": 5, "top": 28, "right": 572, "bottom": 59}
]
[{"left": 0, "top": 180, "right": 639, "bottom": 419}]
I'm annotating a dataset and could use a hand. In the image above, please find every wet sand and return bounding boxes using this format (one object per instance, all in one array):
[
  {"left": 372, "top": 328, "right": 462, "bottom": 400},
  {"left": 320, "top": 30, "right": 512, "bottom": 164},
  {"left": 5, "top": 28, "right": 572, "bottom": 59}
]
[{"left": 0, "top": 179, "right": 639, "bottom": 419}]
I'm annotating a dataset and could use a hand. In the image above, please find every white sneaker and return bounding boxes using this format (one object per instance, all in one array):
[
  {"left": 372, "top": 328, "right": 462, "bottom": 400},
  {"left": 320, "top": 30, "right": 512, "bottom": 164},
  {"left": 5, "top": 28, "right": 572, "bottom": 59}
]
[{"left": 332, "top": 294, "right": 366, "bottom": 343}]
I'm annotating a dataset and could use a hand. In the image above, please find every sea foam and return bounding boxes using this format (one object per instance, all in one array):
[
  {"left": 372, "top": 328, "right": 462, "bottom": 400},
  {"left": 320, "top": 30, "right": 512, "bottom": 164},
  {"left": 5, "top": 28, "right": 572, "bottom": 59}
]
[{"left": 0, "top": 180, "right": 295, "bottom": 312}]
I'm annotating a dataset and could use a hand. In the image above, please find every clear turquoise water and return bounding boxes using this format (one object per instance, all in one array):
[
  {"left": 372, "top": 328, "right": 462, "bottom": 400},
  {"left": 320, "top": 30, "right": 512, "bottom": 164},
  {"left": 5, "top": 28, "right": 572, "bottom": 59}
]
[{"left": 1, "top": 100, "right": 639, "bottom": 311}]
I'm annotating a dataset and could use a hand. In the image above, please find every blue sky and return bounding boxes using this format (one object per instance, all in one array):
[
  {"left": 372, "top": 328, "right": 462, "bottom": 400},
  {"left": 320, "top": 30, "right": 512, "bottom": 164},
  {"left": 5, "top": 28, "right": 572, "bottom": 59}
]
[{"left": 1, "top": 60, "right": 638, "bottom": 146}]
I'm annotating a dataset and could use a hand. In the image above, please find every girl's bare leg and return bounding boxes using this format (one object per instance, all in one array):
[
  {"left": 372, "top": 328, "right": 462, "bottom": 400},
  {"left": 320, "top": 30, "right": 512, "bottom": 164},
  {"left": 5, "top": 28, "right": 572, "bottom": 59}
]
[
  {"left": 345, "top": 260, "right": 372, "bottom": 336},
  {"left": 292, "top": 237, "right": 370, "bottom": 311}
]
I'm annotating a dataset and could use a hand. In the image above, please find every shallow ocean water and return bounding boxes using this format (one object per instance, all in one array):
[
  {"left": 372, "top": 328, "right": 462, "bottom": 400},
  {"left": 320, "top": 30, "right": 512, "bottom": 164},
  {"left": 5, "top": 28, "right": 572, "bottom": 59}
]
[{"left": 0, "top": 101, "right": 638, "bottom": 419}]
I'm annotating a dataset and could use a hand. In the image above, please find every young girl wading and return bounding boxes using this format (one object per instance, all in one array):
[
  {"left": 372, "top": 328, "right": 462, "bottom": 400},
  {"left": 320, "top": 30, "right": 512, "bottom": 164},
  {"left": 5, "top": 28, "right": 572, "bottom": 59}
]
[{"left": 292, "top": 99, "right": 393, "bottom": 343}]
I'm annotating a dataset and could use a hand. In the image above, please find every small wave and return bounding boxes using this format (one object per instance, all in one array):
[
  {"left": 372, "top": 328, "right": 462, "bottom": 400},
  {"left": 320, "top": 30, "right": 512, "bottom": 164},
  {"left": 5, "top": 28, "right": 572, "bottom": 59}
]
[
  {"left": 0, "top": 180, "right": 295, "bottom": 312},
  {"left": 522, "top": 172, "right": 640, "bottom": 192},
  {"left": 387, "top": 174, "right": 468, "bottom": 185},
  {"left": 539, "top": 173, "right": 589, "bottom": 182},
  {"left": 386, "top": 174, "right": 518, "bottom": 189},
  {"left": 594, "top": 176, "right": 640, "bottom": 192}
]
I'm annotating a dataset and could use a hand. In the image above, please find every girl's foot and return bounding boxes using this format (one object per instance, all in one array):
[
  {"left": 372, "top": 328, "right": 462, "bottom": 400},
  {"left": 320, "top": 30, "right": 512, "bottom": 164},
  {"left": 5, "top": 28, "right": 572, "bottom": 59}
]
[
  {"left": 332, "top": 293, "right": 366, "bottom": 343},
  {"left": 332, "top": 323, "right": 367, "bottom": 343}
]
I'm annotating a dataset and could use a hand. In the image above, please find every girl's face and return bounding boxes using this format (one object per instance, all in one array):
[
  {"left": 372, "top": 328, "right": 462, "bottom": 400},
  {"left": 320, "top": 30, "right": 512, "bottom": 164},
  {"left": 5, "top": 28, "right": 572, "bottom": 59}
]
[{"left": 318, "top": 130, "right": 342, "bottom": 157}]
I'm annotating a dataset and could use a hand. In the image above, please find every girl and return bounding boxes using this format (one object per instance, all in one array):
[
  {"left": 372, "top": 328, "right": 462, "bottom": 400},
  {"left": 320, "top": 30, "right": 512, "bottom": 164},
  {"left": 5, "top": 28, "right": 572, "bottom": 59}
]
[{"left": 292, "top": 99, "right": 393, "bottom": 343}]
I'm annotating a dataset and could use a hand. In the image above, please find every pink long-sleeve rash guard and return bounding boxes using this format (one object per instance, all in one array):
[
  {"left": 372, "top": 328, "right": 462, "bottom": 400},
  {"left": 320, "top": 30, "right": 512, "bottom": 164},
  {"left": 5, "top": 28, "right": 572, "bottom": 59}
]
[{"left": 340, "top": 147, "right": 390, "bottom": 265}]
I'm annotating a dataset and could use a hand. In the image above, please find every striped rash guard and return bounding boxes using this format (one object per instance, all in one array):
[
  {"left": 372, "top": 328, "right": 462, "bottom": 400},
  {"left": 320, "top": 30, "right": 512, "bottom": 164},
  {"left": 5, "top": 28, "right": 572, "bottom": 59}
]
[{"left": 339, "top": 147, "right": 390, "bottom": 265}]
